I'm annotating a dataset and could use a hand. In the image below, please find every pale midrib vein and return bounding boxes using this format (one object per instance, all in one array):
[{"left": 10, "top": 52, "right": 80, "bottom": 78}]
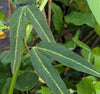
[
  {"left": 26, "top": 7, "right": 51, "bottom": 42},
  {"left": 13, "top": 7, "right": 25, "bottom": 73},
  {"left": 33, "top": 48, "right": 64, "bottom": 94},
  {"left": 36, "top": 47, "right": 100, "bottom": 75}
]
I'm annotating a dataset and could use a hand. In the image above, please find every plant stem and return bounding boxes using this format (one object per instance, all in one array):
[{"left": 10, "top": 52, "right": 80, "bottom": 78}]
[
  {"left": 48, "top": 0, "right": 52, "bottom": 27},
  {"left": 39, "top": 0, "right": 48, "bottom": 11},
  {"left": 8, "top": 43, "right": 25, "bottom": 94},
  {"left": 8, "top": 56, "right": 22, "bottom": 94},
  {"left": 26, "top": 91, "right": 28, "bottom": 94}
]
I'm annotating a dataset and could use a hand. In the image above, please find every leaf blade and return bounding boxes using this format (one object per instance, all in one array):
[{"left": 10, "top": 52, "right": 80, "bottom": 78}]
[
  {"left": 10, "top": 5, "right": 55, "bottom": 73},
  {"left": 30, "top": 48, "right": 69, "bottom": 94},
  {"left": 35, "top": 42, "right": 100, "bottom": 78},
  {"left": 87, "top": 0, "right": 100, "bottom": 25},
  {"left": 26, "top": 5, "right": 55, "bottom": 43}
]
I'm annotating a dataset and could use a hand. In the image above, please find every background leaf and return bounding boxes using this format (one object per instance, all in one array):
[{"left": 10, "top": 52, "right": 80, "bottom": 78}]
[
  {"left": 87, "top": 0, "right": 100, "bottom": 25},
  {"left": 0, "top": 52, "right": 10, "bottom": 66},
  {"left": 65, "top": 30, "right": 80, "bottom": 50},
  {"left": 64, "top": 11, "right": 95, "bottom": 28},
  {"left": 16, "top": 0, "right": 36, "bottom": 4},
  {"left": 0, "top": 73, "right": 8, "bottom": 93},
  {"left": 94, "top": 24, "right": 100, "bottom": 36},
  {"left": 42, "top": 87, "right": 52, "bottom": 94},
  {"left": 92, "top": 47, "right": 100, "bottom": 70},
  {"left": 74, "top": 0, "right": 90, "bottom": 12},
  {"left": 15, "top": 71, "right": 38, "bottom": 91},
  {"left": 94, "top": 81, "right": 100, "bottom": 94},
  {"left": 0, "top": 11, "right": 6, "bottom": 21},
  {"left": 51, "top": 3, "right": 63, "bottom": 31},
  {"left": 2, "top": 77, "right": 11, "bottom": 94},
  {"left": 76, "top": 78, "right": 96, "bottom": 94},
  {"left": 0, "top": 21, "right": 9, "bottom": 31}
]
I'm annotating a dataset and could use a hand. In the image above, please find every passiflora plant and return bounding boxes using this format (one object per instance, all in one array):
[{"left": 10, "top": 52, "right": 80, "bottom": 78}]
[{"left": 2, "top": 0, "right": 99, "bottom": 94}]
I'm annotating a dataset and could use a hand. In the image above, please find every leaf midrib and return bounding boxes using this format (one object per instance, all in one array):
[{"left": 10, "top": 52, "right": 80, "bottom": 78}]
[
  {"left": 26, "top": 6, "right": 51, "bottom": 42},
  {"left": 35, "top": 47, "right": 100, "bottom": 76},
  {"left": 13, "top": 7, "right": 26, "bottom": 73},
  {"left": 33, "top": 48, "right": 65, "bottom": 94}
]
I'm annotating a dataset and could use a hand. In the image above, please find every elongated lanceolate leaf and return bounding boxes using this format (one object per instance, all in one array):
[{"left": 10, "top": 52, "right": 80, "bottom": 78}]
[
  {"left": 33, "top": 42, "right": 100, "bottom": 78},
  {"left": 10, "top": 5, "right": 55, "bottom": 73},
  {"left": 87, "top": 0, "right": 100, "bottom": 25},
  {"left": 30, "top": 48, "right": 69, "bottom": 94}
]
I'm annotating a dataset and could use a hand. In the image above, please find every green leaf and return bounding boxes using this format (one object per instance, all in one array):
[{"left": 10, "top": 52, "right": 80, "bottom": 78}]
[
  {"left": 81, "top": 49, "right": 93, "bottom": 63},
  {"left": 73, "top": 37, "right": 93, "bottom": 62},
  {"left": 65, "top": 30, "right": 80, "bottom": 50},
  {"left": 42, "top": 87, "right": 52, "bottom": 94},
  {"left": 54, "top": 64, "right": 65, "bottom": 74},
  {"left": 51, "top": 3, "right": 63, "bottom": 31},
  {"left": 92, "top": 47, "right": 100, "bottom": 70},
  {"left": 10, "top": 5, "right": 55, "bottom": 73},
  {"left": 2, "top": 77, "right": 11, "bottom": 94},
  {"left": 95, "top": 24, "right": 100, "bottom": 36},
  {"left": 87, "top": 0, "right": 100, "bottom": 25},
  {"left": 16, "top": 0, "right": 36, "bottom": 4},
  {"left": 94, "top": 81, "right": 100, "bottom": 94},
  {"left": 92, "top": 47, "right": 100, "bottom": 56},
  {"left": 72, "top": 37, "right": 90, "bottom": 51},
  {"left": 30, "top": 48, "right": 69, "bottom": 94},
  {"left": 15, "top": 71, "right": 38, "bottom": 91},
  {"left": 0, "top": 73, "right": 8, "bottom": 93},
  {"left": 0, "top": 11, "right": 6, "bottom": 20},
  {"left": 74, "top": 0, "right": 90, "bottom": 12},
  {"left": 65, "top": 40, "right": 76, "bottom": 51},
  {"left": 33, "top": 42, "right": 100, "bottom": 78},
  {"left": 0, "top": 52, "right": 11, "bottom": 66},
  {"left": 64, "top": 11, "right": 95, "bottom": 28},
  {"left": 0, "top": 21, "right": 9, "bottom": 31},
  {"left": 25, "top": 23, "right": 33, "bottom": 42},
  {"left": 94, "top": 61, "right": 100, "bottom": 71},
  {"left": 76, "top": 78, "right": 96, "bottom": 94},
  {"left": 87, "top": 76, "right": 96, "bottom": 82}
]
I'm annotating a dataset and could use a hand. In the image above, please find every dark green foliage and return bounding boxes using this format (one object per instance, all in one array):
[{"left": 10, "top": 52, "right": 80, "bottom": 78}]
[
  {"left": 15, "top": 71, "right": 38, "bottom": 91},
  {"left": 51, "top": 3, "right": 63, "bottom": 31},
  {"left": 64, "top": 11, "right": 95, "bottom": 28}
]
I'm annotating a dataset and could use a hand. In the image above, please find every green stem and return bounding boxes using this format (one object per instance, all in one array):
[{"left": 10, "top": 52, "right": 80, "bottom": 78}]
[
  {"left": 8, "top": 43, "right": 25, "bottom": 94},
  {"left": 26, "top": 91, "right": 28, "bottom": 94},
  {"left": 39, "top": 0, "right": 48, "bottom": 11},
  {"left": 8, "top": 57, "right": 22, "bottom": 94}
]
